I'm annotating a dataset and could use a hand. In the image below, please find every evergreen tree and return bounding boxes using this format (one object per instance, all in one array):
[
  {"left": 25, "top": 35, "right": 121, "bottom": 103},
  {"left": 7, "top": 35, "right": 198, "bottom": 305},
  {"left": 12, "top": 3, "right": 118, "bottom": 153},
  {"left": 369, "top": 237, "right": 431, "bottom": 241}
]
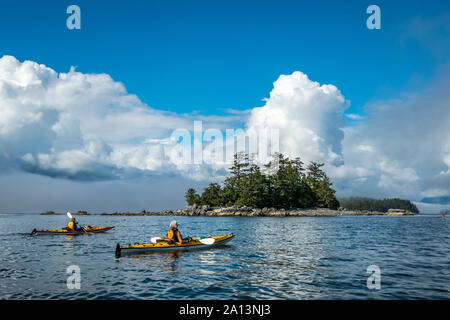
[
  {"left": 184, "top": 152, "right": 340, "bottom": 210},
  {"left": 222, "top": 151, "right": 250, "bottom": 205},
  {"left": 200, "top": 183, "right": 223, "bottom": 207},
  {"left": 263, "top": 153, "right": 314, "bottom": 208},
  {"left": 185, "top": 188, "right": 201, "bottom": 206},
  {"left": 236, "top": 156, "right": 269, "bottom": 207},
  {"left": 305, "top": 162, "right": 339, "bottom": 209},
  {"left": 339, "top": 197, "right": 419, "bottom": 213}
]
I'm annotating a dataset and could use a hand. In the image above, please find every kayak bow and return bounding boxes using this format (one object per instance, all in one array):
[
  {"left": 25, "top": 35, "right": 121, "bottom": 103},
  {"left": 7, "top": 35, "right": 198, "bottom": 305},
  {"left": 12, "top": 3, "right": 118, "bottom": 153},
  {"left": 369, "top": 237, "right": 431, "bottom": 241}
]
[
  {"left": 115, "top": 233, "right": 235, "bottom": 257},
  {"left": 31, "top": 226, "right": 115, "bottom": 235}
]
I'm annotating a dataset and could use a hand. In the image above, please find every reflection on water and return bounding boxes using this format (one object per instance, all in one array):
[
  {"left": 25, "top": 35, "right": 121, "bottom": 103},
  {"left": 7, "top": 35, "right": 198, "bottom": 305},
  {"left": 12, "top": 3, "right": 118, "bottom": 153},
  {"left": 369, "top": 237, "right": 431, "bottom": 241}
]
[
  {"left": 163, "top": 252, "right": 182, "bottom": 275},
  {"left": 0, "top": 214, "right": 448, "bottom": 299}
]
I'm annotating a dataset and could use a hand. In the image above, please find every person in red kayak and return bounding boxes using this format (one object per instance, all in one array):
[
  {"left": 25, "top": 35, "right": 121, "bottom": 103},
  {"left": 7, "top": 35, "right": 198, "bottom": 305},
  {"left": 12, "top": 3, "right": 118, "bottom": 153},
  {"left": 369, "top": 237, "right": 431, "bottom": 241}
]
[
  {"left": 66, "top": 217, "right": 83, "bottom": 231},
  {"left": 166, "top": 220, "right": 190, "bottom": 243}
]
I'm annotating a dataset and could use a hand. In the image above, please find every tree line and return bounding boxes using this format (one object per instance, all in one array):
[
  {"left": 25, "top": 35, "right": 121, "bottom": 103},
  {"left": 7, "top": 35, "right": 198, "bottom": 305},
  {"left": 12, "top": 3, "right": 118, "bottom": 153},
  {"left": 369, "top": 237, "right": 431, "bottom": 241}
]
[
  {"left": 185, "top": 152, "right": 340, "bottom": 209},
  {"left": 338, "top": 197, "right": 419, "bottom": 213}
]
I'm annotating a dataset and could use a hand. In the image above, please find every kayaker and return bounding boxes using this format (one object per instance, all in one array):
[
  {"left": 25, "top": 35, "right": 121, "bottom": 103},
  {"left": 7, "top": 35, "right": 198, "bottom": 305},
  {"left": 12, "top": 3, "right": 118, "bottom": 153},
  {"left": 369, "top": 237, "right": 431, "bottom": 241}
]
[
  {"left": 166, "top": 220, "right": 190, "bottom": 243},
  {"left": 67, "top": 217, "right": 83, "bottom": 231}
]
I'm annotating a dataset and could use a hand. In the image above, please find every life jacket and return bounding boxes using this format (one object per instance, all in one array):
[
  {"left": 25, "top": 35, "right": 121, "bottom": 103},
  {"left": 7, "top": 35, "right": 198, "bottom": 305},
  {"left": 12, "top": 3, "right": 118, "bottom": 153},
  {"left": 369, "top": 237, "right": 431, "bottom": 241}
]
[
  {"left": 67, "top": 221, "right": 75, "bottom": 230},
  {"left": 167, "top": 229, "right": 178, "bottom": 241}
]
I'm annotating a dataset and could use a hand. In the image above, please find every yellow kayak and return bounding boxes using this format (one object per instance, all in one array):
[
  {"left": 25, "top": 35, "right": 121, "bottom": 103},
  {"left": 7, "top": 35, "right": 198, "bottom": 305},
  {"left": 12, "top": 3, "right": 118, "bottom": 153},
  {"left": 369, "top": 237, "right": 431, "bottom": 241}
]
[{"left": 115, "top": 234, "right": 235, "bottom": 257}]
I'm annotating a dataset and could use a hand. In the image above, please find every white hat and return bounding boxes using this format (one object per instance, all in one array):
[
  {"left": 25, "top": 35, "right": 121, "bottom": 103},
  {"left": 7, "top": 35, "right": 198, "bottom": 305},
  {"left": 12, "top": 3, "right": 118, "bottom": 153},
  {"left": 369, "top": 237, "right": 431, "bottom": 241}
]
[{"left": 169, "top": 220, "right": 178, "bottom": 229}]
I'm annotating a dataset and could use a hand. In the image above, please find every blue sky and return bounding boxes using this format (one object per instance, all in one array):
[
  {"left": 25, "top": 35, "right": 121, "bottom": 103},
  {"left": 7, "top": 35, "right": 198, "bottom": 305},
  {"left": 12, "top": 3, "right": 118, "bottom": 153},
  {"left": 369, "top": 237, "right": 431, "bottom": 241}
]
[
  {"left": 0, "top": 0, "right": 444, "bottom": 115},
  {"left": 0, "top": 0, "right": 449, "bottom": 213}
]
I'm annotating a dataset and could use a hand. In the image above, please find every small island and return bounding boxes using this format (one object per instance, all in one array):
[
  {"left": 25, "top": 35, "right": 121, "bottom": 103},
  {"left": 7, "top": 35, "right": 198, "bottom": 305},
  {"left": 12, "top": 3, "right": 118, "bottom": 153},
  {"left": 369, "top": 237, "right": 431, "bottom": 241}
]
[
  {"left": 41, "top": 211, "right": 57, "bottom": 215},
  {"left": 100, "top": 152, "right": 418, "bottom": 217},
  {"left": 98, "top": 205, "right": 415, "bottom": 217},
  {"left": 73, "top": 210, "right": 90, "bottom": 215},
  {"left": 41, "top": 210, "right": 91, "bottom": 215}
]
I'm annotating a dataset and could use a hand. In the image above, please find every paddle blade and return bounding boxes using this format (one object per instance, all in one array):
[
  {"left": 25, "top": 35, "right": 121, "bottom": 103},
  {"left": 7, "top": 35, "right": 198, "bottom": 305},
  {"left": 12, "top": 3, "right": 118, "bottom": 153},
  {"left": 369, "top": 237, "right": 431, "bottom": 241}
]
[
  {"left": 115, "top": 243, "right": 121, "bottom": 258},
  {"left": 199, "top": 238, "right": 215, "bottom": 245},
  {"left": 151, "top": 237, "right": 162, "bottom": 243},
  {"left": 66, "top": 212, "right": 73, "bottom": 219}
]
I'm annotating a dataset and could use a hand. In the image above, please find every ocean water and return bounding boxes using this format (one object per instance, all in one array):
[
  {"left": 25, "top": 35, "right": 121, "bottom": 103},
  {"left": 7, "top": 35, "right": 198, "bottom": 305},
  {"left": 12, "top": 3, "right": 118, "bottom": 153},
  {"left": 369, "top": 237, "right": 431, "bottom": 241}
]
[{"left": 0, "top": 213, "right": 448, "bottom": 299}]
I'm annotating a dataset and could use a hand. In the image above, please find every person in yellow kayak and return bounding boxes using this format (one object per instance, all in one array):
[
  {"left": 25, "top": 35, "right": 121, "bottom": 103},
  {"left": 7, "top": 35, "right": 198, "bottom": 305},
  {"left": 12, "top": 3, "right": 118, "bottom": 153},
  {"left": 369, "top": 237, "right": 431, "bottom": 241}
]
[{"left": 166, "top": 220, "right": 191, "bottom": 243}]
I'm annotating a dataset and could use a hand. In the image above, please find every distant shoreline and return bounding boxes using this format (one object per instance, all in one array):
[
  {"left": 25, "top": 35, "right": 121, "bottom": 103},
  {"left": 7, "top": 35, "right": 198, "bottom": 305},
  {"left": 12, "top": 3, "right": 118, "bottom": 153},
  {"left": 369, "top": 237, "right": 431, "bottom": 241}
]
[
  {"left": 96, "top": 206, "right": 415, "bottom": 217},
  {"left": 40, "top": 211, "right": 90, "bottom": 216}
]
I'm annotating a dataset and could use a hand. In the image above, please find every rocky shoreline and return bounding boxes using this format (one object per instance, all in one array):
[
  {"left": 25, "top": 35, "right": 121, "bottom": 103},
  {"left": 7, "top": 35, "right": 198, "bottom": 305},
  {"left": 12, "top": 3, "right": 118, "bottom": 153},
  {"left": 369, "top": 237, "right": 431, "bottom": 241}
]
[{"left": 99, "top": 206, "right": 414, "bottom": 217}]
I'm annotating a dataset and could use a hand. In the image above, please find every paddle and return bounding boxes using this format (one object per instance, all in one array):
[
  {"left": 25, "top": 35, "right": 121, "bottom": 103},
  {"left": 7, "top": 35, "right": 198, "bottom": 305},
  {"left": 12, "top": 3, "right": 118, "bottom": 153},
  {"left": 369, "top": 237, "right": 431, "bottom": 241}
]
[
  {"left": 151, "top": 237, "right": 162, "bottom": 243},
  {"left": 199, "top": 238, "right": 215, "bottom": 245},
  {"left": 151, "top": 236, "right": 215, "bottom": 245}
]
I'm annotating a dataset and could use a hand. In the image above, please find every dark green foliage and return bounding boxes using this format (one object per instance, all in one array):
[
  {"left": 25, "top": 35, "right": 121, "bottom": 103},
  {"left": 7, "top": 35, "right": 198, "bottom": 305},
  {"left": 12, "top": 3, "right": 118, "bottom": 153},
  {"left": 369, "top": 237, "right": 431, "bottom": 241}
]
[
  {"left": 338, "top": 197, "right": 419, "bottom": 213},
  {"left": 185, "top": 188, "right": 200, "bottom": 206},
  {"left": 200, "top": 183, "right": 223, "bottom": 207},
  {"left": 185, "top": 152, "right": 339, "bottom": 209},
  {"left": 305, "top": 162, "right": 339, "bottom": 210}
]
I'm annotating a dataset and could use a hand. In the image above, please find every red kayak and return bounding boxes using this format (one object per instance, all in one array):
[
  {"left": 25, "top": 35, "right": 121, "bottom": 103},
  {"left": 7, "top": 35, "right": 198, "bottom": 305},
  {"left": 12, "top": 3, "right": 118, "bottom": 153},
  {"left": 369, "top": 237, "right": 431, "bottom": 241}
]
[{"left": 31, "top": 226, "right": 114, "bottom": 235}]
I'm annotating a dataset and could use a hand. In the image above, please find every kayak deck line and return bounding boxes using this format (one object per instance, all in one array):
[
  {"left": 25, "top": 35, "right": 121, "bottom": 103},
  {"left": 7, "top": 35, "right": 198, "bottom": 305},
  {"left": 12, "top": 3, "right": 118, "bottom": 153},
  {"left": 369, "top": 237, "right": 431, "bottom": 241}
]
[
  {"left": 31, "top": 226, "right": 115, "bottom": 235},
  {"left": 115, "top": 233, "right": 235, "bottom": 257}
]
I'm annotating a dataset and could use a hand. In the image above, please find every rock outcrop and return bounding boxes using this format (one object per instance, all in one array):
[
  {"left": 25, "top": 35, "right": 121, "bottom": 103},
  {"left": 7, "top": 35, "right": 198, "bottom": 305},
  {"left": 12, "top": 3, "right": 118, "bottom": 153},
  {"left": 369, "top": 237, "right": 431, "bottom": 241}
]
[
  {"left": 385, "top": 209, "right": 414, "bottom": 216},
  {"left": 98, "top": 206, "right": 411, "bottom": 217},
  {"left": 174, "top": 206, "right": 389, "bottom": 217}
]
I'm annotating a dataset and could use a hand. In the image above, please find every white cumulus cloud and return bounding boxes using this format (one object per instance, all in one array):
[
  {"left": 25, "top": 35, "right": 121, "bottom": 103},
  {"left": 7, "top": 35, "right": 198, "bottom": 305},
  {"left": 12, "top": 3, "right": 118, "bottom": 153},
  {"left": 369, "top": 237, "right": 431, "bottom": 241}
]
[
  {"left": 0, "top": 55, "right": 193, "bottom": 180},
  {"left": 1, "top": 55, "right": 449, "bottom": 210},
  {"left": 245, "top": 71, "right": 348, "bottom": 165}
]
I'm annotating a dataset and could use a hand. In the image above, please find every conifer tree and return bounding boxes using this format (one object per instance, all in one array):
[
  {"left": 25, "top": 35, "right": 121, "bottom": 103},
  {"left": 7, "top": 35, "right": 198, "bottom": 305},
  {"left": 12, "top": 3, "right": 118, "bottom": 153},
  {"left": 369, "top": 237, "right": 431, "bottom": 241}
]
[
  {"left": 185, "top": 152, "right": 340, "bottom": 210},
  {"left": 185, "top": 188, "right": 201, "bottom": 206}
]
